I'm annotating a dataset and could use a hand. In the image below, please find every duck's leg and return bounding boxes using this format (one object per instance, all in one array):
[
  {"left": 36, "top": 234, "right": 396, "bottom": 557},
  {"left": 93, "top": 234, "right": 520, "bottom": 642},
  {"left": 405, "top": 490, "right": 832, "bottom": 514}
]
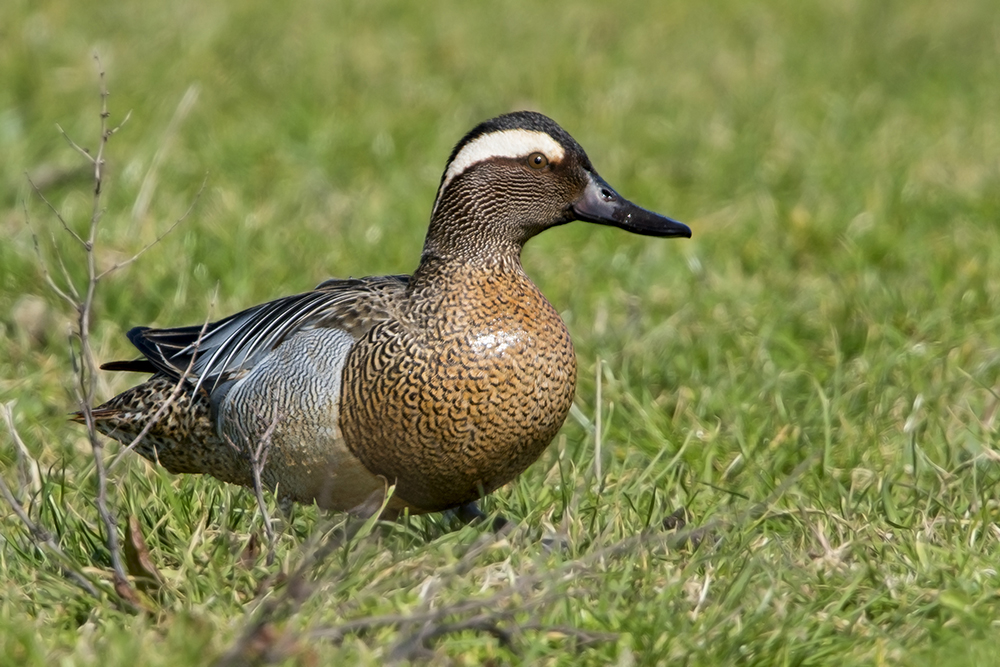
[
  {"left": 454, "top": 501, "right": 509, "bottom": 533},
  {"left": 662, "top": 506, "right": 689, "bottom": 531},
  {"left": 662, "top": 506, "right": 713, "bottom": 548}
]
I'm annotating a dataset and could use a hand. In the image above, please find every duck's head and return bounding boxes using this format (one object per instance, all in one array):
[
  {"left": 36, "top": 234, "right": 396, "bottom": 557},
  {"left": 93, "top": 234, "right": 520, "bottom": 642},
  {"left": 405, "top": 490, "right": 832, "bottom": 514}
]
[{"left": 422, "top": 110, "right": 691, "bottom": 263}]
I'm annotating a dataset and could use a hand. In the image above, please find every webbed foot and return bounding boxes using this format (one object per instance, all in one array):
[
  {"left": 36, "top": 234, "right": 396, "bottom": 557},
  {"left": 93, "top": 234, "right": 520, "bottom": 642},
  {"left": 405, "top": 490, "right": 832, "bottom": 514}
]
[{"left": 454, "top": 501, "right": 509, "bottom": 533}]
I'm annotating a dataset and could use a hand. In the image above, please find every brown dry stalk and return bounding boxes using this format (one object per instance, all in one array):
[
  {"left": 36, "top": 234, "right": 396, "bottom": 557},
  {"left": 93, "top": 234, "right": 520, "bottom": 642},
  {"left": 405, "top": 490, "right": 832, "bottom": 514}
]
[{"left": 3, "top": 53, "right": 198, "bottom": 612}]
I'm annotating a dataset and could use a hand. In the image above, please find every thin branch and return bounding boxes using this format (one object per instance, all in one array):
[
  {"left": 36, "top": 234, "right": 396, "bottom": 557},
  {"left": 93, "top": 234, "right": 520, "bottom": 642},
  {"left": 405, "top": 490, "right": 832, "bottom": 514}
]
[
  {"left": 17, "top": 50, "right": 202, "bottom": 615},
  {"left": 55, "top": 51, "right": 135, "bottom": 605},
  {"left": 107, "top": 109, "right": 133, "bottom": 137},
  {"left": 3, "top": 402, "right": 41, "bottom": 496},
  {"left": 389, "top": 614, "right": 519, "bottom": 663},
  {"left": 54, "top": 123, "right": 96, "bottom": 165},
  {"left": 251, "top": 418, "right": 279, "bottom": 565},
  {"left": 25, "top": 174, "right": 87, "bottom": 250},
  {"left": 27, "top": 241, "right": 76, "bottom": 307},
  {"left": 213, "top": 515, "right": 378, "bottom": 667},
  {"left": 55, "top": 109, "right": 132, "bottom": 168},
  {"left": 90, "top": 54, "right": 110, "bottom": 195},
  {"left": 97, "top": 177, "right": 206, "bottom": 281},
  {"left": 517, "top": 622, "right": 618, "bottom": 648},
  {"left": 225, "top": 408, "right": 282, "bottom": 566},
  {"left": 389, "top": 616, "right": 617, "bottom": 660},
  {"left": 83, "top": 54, "right": 120, "bottom": 579},
  {"left": 50, "top": 228, "right": 83, "bottom": 302}
]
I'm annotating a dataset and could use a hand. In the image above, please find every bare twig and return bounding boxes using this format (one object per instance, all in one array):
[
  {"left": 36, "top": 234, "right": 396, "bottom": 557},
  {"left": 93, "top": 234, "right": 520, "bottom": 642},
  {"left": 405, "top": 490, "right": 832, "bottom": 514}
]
[
  {"left": 309, "top": 558, "right": 603, "bottom": 649},
  {"left": 213, "top": 514, "right": 380, "bottom": 667},
  {"left": 50, "top": 229, "right": 83, "bottom": 302},
  {"left": 55, "top": 122, "right": 96, "bottom": 164},
  {"left": 3, "top": 403, "right": 42, "bottom": 496},
  {"left": 25, "top": 53, "right": 184, "bottom": 608},
  {"left": 385, "top": 615, "right": 617, "bottom": 662},
  {"left": 225, "top": 409, "right": 283, "bottom": 566},
  {"left": 8, "top": 49, "right": 203, "bottom": 616},
  {"left": 97, "top": 176, "right": 206, "bottom": 281},
  {"left": 389, "top": 614, "right": 517, "bottom": 662},
  {"left": 26, "top": 173, "right": 87, "bottom": 247},
  {"left": 517, "top": 621, "right": 618, "bottom": 648},
  {"left": 24, "top": 204, "right": 78, "bottom": 308},
  {"left": 55, "top": 110, "right": 133, "bottom": 168},
  {"left": 251, "top": 420, "right": 279, "bottom": 566},
  {"left": 61, "top": 53, "right": 133, "bottom": 600}
]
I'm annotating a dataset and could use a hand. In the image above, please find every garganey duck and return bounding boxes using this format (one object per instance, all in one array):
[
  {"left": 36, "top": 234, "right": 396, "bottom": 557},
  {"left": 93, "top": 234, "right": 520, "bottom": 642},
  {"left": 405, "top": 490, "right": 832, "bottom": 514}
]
[{"left": 82, "top": 111, "right": 691, "bottom": 518}]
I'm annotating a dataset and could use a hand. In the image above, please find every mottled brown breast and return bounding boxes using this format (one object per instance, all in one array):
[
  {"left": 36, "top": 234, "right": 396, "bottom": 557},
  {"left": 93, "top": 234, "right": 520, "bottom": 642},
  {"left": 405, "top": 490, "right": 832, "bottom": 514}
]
[{"left": 338, "top": 263, "right": 577, "bottom": 512}]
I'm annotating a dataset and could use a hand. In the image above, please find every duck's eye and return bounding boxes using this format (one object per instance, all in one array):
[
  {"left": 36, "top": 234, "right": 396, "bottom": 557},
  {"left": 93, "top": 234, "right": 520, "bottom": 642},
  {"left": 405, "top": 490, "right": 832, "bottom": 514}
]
[{"left": 527, "top": 152, "right": 548, "bottom": 169}]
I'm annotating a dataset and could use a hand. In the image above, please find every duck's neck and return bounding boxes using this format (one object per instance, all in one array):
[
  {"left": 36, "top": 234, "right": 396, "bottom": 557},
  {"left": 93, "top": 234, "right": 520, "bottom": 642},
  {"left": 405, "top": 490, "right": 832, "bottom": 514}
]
[
  {"left": 412, "top": 201, "right": 531, "bottom": 293},
  {"left": 404, "top": 246, "right": 547, "bottom": 338},
  {"left": 417, "top": 179, "right": 542, "bottom": 274},
  {"left": 409, "top": 250, "right": 526, "bottom": 295}
]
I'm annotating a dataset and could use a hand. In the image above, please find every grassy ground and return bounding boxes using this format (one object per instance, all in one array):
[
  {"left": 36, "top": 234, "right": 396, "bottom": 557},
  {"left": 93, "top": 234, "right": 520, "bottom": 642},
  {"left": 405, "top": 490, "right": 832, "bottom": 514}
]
[{"left": 2, "top": 0, "right": 999, "bottom": 664}]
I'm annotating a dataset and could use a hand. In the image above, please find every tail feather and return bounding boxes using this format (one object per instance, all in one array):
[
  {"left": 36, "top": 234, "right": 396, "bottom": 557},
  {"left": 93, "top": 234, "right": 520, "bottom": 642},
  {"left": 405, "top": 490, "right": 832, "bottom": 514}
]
[
  {"left": 100, "top": 358, "right": 158, "bottom": 373},
  {"left": 76, "top": 376, "right": 249, "bottom": 485}
]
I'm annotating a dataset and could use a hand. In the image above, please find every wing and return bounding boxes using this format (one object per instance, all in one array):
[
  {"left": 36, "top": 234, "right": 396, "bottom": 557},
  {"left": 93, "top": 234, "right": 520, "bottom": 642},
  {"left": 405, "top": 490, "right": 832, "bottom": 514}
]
[{"left": 117, "top": 275, "right": 409, "bottom": 392}]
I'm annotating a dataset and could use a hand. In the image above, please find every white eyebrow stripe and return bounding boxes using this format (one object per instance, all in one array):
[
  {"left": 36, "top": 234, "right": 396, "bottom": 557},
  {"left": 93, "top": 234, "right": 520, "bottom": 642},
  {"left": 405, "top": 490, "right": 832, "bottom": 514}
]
[{"left": 437, "top": 129, "right": 566, "bottom": 199}]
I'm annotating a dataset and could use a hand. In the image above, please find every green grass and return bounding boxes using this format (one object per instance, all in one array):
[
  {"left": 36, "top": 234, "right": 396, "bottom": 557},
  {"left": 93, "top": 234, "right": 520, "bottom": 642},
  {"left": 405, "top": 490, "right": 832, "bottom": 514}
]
[{"left": 3, "top": 0, "right": 1000, "bottom": 663}]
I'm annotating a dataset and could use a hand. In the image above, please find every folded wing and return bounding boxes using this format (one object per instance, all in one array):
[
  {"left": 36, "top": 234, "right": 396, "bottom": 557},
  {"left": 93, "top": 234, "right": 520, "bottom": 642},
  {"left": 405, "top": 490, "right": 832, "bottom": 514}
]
[{"left": 113, "top": 275, "right": 409, "bottom": 392}]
